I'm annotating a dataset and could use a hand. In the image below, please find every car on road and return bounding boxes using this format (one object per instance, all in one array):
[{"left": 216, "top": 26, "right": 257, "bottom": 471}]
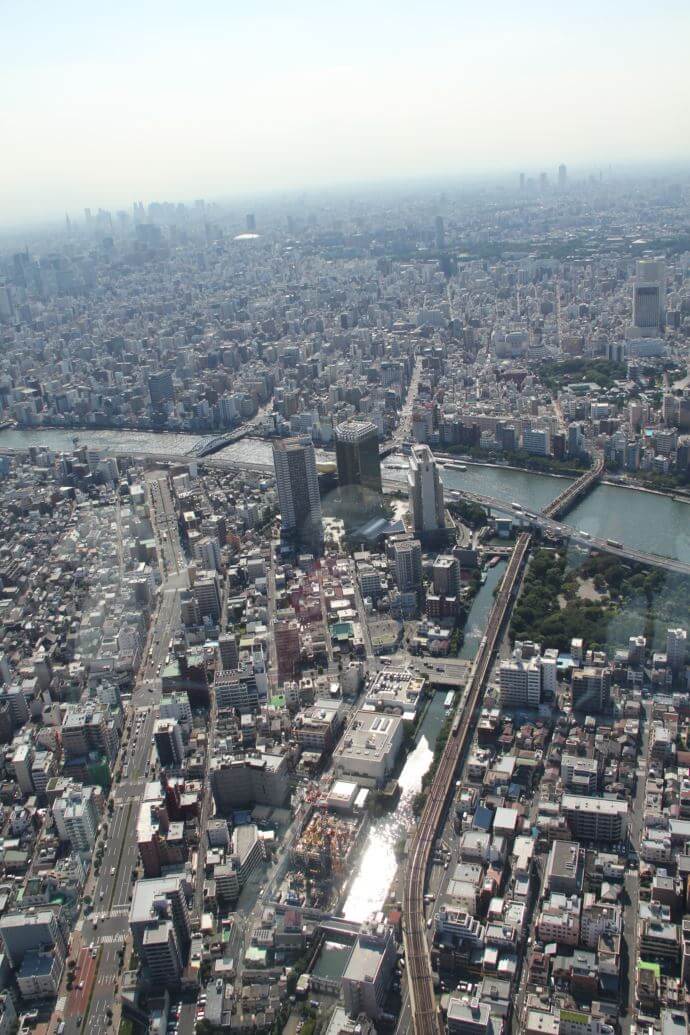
[
  {"left": 91, "top": 948, "right": 98, "bottom": 958},
  {"left": 110, "top": 866, "right": 116, "bottom": 876}
]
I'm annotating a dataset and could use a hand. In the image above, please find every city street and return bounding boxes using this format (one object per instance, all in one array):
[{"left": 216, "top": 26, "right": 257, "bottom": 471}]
[{"left": 59, "top": 483, "right": 186, "bottom": 1034}]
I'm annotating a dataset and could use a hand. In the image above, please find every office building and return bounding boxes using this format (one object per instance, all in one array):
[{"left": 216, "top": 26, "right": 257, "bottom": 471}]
[
  {"left": 17, "top": 948, "right": 65, "bottom": 999},
  {"left": 541, "top": 648, "right": 558, "bottom": 695},
  {"left": 159, "top": 692, "right": 193, "bottom": 740},
  {"left": 0, "top": 908, "right": 68, "bottom": 969},
  {"left": 447, "top": 997, "right": 496, "bottom": 1035},
  {"left": 537, "top": 893, "right": 581, "bottom": 947},
  {"left": 192, "top": 572, "right": 221, "bottom": 622},
  {"left": 193, "top": 536, "right": 221, "bottom": 572},
  {"left": 364, "top": 668, "right": 425, "bottom": 718},
  {"left": 217, "top": 633, "right": 239, "bottom": 671},
  {"left": 137, "top": 796, "right": 188, "bottom": 879},
  {"left": 154, "top": 718, "right": 185, "bottom": 768},
  {"left": 393, "top": 538, "right": 422, "bottom": 592},
  {"left": 12, "top": 742, "right": 35, "bottom": 797},
  {"left": 52, "top": 783, "right": 100, "bottom": 854},
  {"left": 562, "top": 795, "right": 627, "bottom": 843},
  {"left": 333, "top": 709, "right": 404, "bottom": 787},
  {"left": 545, "top": 841, "right": 584, "bottom": 895},
  {"left": 214, "top": 670, "right": 259, "bottom": 713},
  {"left": 61, "top": 704, "right": 117, "bottom": 762},
  {"left": 628, "top": 635, "right": 646, "bottom": 665},
  {"left": 499, "top": 653, "right": 542, "bottom": 708},
  {"left": 632, "top": 258, "right": 665, "bottom": 333},
  {"left": 571, "top": 667, "right": 611, "bottom": 713},
  {"left": 294, "top": 699, "right": 344, "bottom": 753},
  {"left": 129, "top": 875, "right": 192, "bottom": 987},
  {"left": 342, "top": 920, "right": 397, "bottom": 1021},
  {"left": 0, "top": 992, "right": 16, "bottom": 1033},
  {"left": 523, "top": 427, "right": 551, "bottom": 456},
  {"left": 432, "top": 554, "right": 460, "bottom": 597},
  {"left": 335, "top": 420, "right": 382, "bottom": 495},
  {"left": 142, "top": 921, "right": 184, "bottom": 986},
  {"left": 272, "top": 436, "right": 323, "bottom": 549},
  {"left": 408, "top": 445, "right": 445, "bottom": 536},
  {"left": 558, "top": 163, "right": 567, "bottom": 189},
  {"left": 148, "top": 370, "right": 175, "bottom": 406},
  {"left": 129, "top": 876, "right": 192, "bottom": 954},
  {"left": 435, "top": 215, "right": 445, "bottom": 250},
  {"left": 274, "top": 619, "right": 301, "bottom": 679},
  {"left": 561, "top": 755, "right": 599, "bottom": 796},
  {"left": 229, "top": 823, "right": 264, "bottom": 887},
  {"left": 667, "top": 627, "right": 687, "bottom": 673},
  {"left": 210, "top": 751, "right": 289, "bottom": 812}
]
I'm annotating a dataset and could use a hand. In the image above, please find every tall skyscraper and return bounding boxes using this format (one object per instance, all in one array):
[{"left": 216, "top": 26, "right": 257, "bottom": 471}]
[
  {"left": 408, "top": 445, "right": 445, "bottom": 535},
  {"left": 272, "top": 436, "right": 323, "bottom": 549},
  {"left": 558, "top": 163, "right": 567, "bottom": 189},
  {"left": 335, "top": 420, "right": 382, "bottom": 495},
  {"left": 434, "top": 215, "right": 445, "bottom": 251},
  {"left": 632, "top": 259, "right": 666, "bottom": 333}
]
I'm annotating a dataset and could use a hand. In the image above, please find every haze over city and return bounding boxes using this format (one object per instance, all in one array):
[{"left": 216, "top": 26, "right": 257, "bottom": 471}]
[
  {"left": 2, "top": 6, "right": 690, "bottom": 1035},
  {"left": 3, "top": 0, "right": 690, "bottom": 225}
]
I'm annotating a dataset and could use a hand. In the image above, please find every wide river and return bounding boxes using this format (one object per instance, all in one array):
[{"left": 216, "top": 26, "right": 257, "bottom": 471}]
[{"left": 2, "top": 428, "right": 689, "bottom": 564}]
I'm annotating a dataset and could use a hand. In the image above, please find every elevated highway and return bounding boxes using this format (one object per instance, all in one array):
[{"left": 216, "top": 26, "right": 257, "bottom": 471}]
[{"left": 442, "top": 483, "right": 690, "bottom": 577}]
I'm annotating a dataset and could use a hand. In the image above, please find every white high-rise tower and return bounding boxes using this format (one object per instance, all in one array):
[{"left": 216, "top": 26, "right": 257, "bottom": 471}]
[{"left": 408, "top": 445, "right": 445, "bottom": 535}]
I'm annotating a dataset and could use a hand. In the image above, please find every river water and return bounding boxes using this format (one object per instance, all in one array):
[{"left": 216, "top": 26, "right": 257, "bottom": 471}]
[
  {"left": 0, "top": 426, "right": 210, "bottom": 456},
  {"left": 341, "top": 688, "right": 449, "bottom": 922},
  {"left": 2, "top": 428, "right": 689, "bottom": 563},
  {"left": 458, "top": 559, "right": 508, "bottom": 660}
]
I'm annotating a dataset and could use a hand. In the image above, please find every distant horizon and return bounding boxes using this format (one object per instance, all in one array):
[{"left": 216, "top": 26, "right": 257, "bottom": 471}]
[
  {"left": 3, "top": 0, "right": 690, "bottom": 230},
  {"left": 2, "top": 159, "right": 690, "bottom": 238}
]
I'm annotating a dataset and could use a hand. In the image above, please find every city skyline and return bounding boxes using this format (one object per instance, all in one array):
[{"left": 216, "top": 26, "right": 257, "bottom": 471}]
[{"left": 2, "top": 0, "right": 690, "bottom": 225}]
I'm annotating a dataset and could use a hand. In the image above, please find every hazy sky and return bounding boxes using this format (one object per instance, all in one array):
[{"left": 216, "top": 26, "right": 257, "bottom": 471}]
[{"left": 2, "top": 0, "right": 690, "bottom": 225}]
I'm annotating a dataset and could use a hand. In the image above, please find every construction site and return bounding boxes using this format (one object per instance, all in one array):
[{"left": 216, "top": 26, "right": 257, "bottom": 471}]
[{"left": 282, "top": 810, "right": 369, "bottom": 911}]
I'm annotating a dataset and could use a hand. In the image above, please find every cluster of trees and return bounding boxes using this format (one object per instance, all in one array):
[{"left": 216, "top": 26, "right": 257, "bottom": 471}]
[
  {"left": 511, "top": 548, "right": 690, "bottom": 654},
  {"left": 510, "top": 549, "right": 608, "bottom": 652},
  {"left": 538, "top": 358, "right": 627, "bottom": 394},
  {"left": 448, "top": 499, "right": 487, "bottom": 529}
]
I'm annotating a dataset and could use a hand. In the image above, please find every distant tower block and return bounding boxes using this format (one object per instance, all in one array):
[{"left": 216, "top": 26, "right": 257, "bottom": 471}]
[{"left": 632, "top": 259, "right": 666, "bottom": 332}]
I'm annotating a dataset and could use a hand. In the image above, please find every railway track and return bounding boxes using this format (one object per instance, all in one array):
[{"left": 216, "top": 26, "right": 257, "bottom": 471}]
[{"left": 402, "top": 533, "right": 531, "bottom": 1034}]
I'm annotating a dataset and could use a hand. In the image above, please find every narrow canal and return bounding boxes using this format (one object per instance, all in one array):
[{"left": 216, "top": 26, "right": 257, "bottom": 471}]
[{"left": 341, "top": 687, "right": 449, "bottom": 922}]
